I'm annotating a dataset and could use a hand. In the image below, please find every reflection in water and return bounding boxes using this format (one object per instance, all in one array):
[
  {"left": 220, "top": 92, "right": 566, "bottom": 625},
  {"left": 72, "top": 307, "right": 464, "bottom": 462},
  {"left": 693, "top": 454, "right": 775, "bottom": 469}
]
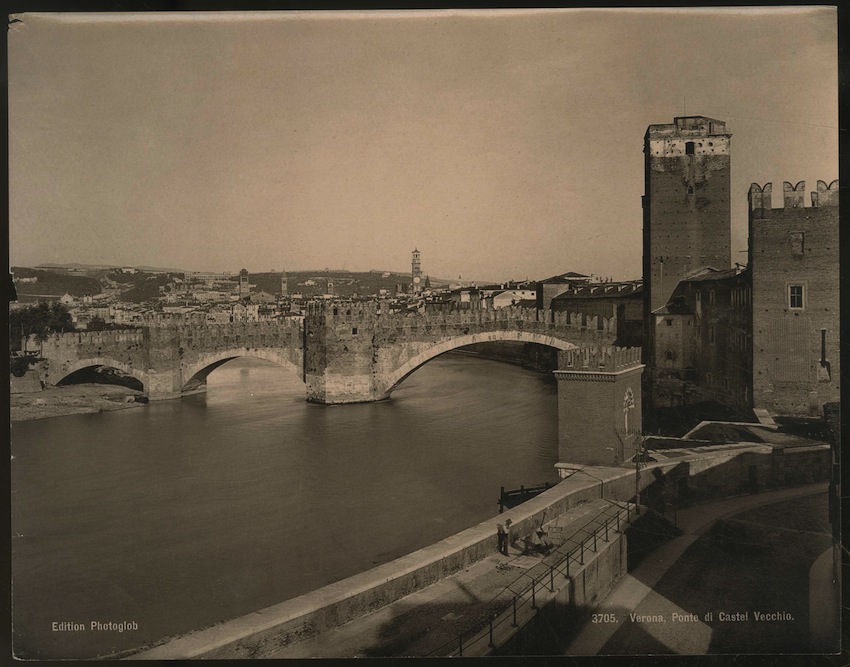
[{"left": 11, "top": 353, "right": 558, "bottom": 659}]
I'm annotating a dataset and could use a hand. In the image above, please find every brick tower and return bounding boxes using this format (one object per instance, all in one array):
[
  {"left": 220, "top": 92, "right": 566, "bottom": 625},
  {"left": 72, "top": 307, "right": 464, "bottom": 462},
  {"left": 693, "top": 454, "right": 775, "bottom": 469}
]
[
  {"left": 238, "top": 268, "right": 250, "bottom": 299},
  {"left": 642, "top": 116, "right": 732, "bottom": 366}
]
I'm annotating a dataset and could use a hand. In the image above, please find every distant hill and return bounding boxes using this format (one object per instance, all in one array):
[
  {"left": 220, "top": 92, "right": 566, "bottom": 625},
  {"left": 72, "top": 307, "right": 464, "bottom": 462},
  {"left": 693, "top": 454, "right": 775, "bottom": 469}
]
[
  {"left": 36, "top": 262, "right": 186, "bottom": 273},
  {"left": 11, "top": 267, "right": 102, "bottom": 298}
]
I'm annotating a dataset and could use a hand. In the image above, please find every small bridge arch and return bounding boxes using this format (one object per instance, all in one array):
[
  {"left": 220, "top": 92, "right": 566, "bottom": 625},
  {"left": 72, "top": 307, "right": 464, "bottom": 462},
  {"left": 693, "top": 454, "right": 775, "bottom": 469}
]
[
  {"left": 379, "top": 330, "right": 579, "bottom": 398},
  {"left": 55, "top": 357, "right": 149, "bottom": 391},
  {"left": 181, "top": 348, "right": 304, "bottom": 391}
]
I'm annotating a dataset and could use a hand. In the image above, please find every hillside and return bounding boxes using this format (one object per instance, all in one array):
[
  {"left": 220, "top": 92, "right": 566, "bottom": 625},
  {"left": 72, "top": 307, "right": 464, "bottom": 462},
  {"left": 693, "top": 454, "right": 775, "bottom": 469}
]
[{"left": 11, "top": 267, "right": 102, "bottom": 298}]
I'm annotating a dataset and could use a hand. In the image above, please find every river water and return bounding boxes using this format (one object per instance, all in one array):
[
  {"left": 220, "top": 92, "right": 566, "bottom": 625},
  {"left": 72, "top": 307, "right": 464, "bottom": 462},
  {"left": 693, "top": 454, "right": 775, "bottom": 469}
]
[{"left": 11, "top": 352, "right": 559, "bottom": 659}]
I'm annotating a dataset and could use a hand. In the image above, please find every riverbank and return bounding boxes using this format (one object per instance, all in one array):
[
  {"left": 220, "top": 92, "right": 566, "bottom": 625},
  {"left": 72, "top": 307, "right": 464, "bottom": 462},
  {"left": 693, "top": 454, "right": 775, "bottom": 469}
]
[{"left": 10, "top": 384, "right": 146, "bottom": 422}]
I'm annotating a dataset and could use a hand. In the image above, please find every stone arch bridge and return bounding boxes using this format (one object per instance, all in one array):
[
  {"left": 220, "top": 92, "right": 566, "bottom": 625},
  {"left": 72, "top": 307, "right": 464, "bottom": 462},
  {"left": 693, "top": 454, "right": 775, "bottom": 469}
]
[{"left": 29, "top": 301, "right": 643, "bottom": 466}]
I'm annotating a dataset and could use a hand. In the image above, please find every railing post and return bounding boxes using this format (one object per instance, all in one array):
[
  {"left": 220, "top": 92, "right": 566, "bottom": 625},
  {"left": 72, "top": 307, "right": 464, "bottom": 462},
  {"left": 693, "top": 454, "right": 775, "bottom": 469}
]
[
  {"left": 550, "top": 565, "right": 555, "bottom": 592},
  {"left": 593, "top": 531, "right": 597, "bottom": 552},
  {"left": 617, "top": 512, "right": 620, "bottom": 531},
  {"left": 459, "top": 633, "right": 463, "bottom": 657},
  {"left": 580, "top": 541, "right": 584, "bottom": 564},
  {"left": 566, "top": 554, "right": 570, "bottom": 577},
  {"left": 512, "top": 596, "right": 518, "bottom": 627},
  {"left": 605, "top": 519, "right": 609, "bottom": 542},
  {"left": 489, "top": 617, "right": 494, "bottom": 649},
  {"left": 532, "top": 581, "right": 537, "bottom": 610}
]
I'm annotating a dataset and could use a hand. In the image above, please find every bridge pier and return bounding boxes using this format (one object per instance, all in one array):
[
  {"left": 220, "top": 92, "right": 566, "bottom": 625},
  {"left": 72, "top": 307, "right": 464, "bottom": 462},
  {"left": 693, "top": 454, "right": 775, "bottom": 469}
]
[
  {"left": 145, "top": 369, "right": 184, "bottom": 401},
  {"left": 554, "top": 348, "right": 644, "bottom": 470},
  {"left": 305, "top": 373, "right": 384, "bottom": 404}
]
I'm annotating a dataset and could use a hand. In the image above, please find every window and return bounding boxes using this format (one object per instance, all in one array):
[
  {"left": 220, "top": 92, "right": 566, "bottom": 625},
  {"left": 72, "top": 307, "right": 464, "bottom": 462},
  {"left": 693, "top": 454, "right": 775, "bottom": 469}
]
[
  {"left": 685, "top": 141, "right": 695, "bottom": 155},
  {"left": 788, "top": 285, "right": 805, "bottom": 310},
  {"left": 352, "top": 327, "right": 358, "bottom": 335},
  {"left": 708, "top": 325, "right": 715, "bottom": 344},
  {"left": 666, "top": 350, "right": 674, "bottom": 361},
  {"left": 666, "top": 319, "right": 673, "bottom": 327},
  {"left": 709, "top": 290, "right": 716, "bottom": 306},
  {"left": 706, "top": 372, "right": 713, "bottom": 386}
]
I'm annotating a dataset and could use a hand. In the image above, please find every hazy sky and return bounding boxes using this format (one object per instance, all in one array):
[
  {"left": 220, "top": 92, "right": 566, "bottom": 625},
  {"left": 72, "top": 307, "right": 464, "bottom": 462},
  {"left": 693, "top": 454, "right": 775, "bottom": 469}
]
[{"left": 9, "top": 8, "right": 838, "bottom": 281}]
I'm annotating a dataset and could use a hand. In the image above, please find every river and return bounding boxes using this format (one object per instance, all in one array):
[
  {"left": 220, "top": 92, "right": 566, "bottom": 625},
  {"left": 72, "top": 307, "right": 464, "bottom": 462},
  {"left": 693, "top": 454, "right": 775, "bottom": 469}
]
[{"left": 11, "top": 352, "right": 559, "bottom": 659}]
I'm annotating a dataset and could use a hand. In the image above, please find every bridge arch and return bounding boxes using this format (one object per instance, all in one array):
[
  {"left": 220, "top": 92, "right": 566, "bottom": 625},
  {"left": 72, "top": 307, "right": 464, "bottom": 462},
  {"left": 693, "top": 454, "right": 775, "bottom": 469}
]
[
  {"left": 380, "top": 330, "right": 578, "bottom": 397},
  {"left": 181, "top": 348, "right": 303, "bottom": 390},
  {"left": 55, "top": 358, "right": 149, "bottom": 390}
]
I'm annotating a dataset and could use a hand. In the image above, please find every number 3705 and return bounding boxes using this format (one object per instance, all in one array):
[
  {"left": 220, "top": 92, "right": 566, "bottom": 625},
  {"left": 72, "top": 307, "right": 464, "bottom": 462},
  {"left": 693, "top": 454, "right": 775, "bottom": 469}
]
[{"left": 591, "top": 613, "right": 618, "bottom": 624}]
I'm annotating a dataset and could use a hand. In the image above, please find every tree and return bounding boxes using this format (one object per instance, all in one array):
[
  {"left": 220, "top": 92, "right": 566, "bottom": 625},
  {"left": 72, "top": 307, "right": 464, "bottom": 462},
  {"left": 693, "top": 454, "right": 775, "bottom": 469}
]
[{"left": 9, "top": 302, "right": 76, "bottom": 347}]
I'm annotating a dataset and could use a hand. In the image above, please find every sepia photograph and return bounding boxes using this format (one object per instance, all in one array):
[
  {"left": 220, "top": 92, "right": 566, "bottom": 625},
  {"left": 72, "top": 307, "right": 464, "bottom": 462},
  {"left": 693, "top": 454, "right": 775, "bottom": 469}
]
[{"left": 8, "top": 6, "right": 840, "bottom": 659}]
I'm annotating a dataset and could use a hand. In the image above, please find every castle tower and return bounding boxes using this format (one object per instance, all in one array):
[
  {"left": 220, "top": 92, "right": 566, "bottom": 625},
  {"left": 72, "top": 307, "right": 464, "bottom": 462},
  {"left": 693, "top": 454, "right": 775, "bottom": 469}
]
[
  {"left": 411, "top": 248, "right": 422, "bottom": 294},
  {"left": 643, "top": 116, "right": 732, "bottom": 364},
  {"left": 280, "top": 270, "right": 288, "bottom": 297},
  {"left": 238, "top": 268, "right": 250, "bottom": 299}
]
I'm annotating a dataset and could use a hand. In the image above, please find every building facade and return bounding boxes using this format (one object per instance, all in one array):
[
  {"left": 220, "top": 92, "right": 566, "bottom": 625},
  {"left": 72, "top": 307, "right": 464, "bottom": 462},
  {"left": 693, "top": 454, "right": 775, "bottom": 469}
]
[{"left": 652, "top": 267, "right": 751, "bottom": 411}]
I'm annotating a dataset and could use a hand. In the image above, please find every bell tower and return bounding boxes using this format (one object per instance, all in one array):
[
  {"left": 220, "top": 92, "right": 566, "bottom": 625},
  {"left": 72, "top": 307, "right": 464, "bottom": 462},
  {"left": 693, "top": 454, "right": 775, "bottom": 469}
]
[{"left": 411, "top": 248, "right": 422, "bottom": 294}]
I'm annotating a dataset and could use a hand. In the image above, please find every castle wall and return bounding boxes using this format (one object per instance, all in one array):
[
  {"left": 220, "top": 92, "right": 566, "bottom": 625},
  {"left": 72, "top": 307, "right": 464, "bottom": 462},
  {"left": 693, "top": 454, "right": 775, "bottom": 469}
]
[{"left": 749, "top": 180, "right": 839, "bottom": 416}]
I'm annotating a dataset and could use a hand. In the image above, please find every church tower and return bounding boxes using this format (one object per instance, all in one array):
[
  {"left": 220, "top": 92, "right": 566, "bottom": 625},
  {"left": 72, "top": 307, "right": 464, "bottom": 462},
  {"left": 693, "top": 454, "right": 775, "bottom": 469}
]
[
  {"left": 643, "top": 116, "right": 732, "bottom": 364},
  {"left": 411, "top": 248, "right": 422, "bottom": 294},
  {"left": 238, "top": 268, "right": 250, "bottom": 299}
]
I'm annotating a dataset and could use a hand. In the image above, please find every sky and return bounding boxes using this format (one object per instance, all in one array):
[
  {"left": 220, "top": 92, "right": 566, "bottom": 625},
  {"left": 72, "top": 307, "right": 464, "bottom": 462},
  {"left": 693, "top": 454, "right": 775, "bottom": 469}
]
[{"left": 8, "top": 8, "right": 838, "bottom": 282}]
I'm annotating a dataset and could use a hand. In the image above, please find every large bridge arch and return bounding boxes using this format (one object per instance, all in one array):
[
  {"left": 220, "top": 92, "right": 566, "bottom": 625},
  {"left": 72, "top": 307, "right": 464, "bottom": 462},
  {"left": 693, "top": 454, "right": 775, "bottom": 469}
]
[
  {"left": 181, "top": 348, "right": 304, "bottom": 391},
  {"left": 379, "top": 330, "right": 579, "bottom": 397},
  {"left": 55, "top": 357, "right": 149, "bottom": 390}
]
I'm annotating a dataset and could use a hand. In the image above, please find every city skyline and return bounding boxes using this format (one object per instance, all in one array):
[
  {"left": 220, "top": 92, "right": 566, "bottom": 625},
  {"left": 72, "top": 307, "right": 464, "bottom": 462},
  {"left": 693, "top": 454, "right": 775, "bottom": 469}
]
[{"left": 9, "top": 8, "right": 838, "bottom": 281}]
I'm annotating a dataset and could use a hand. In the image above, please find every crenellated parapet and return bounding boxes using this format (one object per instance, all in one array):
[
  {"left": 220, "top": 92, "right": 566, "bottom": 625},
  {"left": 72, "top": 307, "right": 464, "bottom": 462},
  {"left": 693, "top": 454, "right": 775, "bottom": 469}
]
[
  {"left": 748, "top": 179, "right": 839, "bottom": 215},
  {"left": 413, "top": 302, "right": 618, "bottom": 336},
  {"left": 558, "top": 345, "right": 643, "bottom": 373}
]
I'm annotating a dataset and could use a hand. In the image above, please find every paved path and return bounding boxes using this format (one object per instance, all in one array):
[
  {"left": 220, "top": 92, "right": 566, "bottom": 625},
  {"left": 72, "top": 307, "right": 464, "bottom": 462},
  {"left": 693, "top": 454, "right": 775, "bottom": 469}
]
[{"left": 564, "top": 482, "right": 828, "bottom": 655}]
